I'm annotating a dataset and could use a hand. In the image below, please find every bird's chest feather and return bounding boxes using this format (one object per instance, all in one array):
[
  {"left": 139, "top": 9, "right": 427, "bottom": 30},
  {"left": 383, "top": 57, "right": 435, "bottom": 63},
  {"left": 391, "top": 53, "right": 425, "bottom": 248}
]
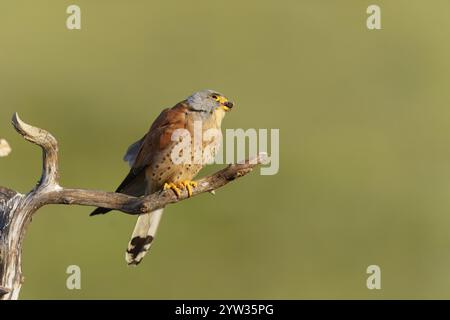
[{"left": 147, "top": 112, "right": 223, "bottom": 189}]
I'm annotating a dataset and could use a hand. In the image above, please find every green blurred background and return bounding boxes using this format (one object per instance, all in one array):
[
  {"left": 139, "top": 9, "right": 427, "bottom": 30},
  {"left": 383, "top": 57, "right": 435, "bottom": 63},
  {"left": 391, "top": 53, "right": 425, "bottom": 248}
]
[{"left": 1, "top": 0, "right": 450, "bottom": 299}]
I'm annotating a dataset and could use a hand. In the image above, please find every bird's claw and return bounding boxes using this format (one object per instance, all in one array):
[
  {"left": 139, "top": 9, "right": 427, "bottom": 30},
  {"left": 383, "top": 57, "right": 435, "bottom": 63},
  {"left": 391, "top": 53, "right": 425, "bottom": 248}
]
[
  {"left": 177, "top": 180, "right": 198, "bottom": 197},
  {"left": 163, "top": 182, "right": 182, "bottom": 197},
  {"left": 164, "top": 180, "right": 197, "bottom": 198}
]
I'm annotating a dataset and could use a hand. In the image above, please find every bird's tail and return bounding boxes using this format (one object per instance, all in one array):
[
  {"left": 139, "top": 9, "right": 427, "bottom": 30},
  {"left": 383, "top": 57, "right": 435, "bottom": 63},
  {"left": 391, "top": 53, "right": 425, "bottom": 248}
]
[{"left": 125, "top": 208, "right": 164, "bottom": 265}]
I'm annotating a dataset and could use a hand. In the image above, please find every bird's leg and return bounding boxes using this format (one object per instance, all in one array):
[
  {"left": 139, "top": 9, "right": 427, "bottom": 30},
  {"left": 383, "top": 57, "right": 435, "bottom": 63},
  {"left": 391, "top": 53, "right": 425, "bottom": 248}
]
[
  {"left": 176, "top": 180, "right": 198, "bottom": 197},
  {"left": 163, "top": 182, "right": 182, "bottom": 197}
]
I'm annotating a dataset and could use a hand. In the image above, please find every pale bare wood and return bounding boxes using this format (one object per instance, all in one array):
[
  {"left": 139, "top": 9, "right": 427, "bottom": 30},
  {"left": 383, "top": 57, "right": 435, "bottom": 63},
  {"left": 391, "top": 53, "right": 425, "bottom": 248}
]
[
  {"left": 0, "top": 113, "right": 265, "bottom": 300},
  {"left": 0, "top": 139, "right": 11, "bottom": 157}
]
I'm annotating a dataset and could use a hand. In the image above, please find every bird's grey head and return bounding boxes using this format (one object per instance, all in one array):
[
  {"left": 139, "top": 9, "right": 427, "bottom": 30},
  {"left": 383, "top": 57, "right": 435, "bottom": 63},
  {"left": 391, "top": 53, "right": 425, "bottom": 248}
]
[{"left": 186, "top": 89, "right": 234, "bottom": 113}]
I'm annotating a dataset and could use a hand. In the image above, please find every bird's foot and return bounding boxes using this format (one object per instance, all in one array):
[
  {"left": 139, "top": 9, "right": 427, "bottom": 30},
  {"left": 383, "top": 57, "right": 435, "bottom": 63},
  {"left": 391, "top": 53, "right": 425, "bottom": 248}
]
[
  {"left": 163, "top": 182, "right": 182, "bottom": 197},
  {"left": 177, "top": 180, "right": 198, "bottom": 197}
]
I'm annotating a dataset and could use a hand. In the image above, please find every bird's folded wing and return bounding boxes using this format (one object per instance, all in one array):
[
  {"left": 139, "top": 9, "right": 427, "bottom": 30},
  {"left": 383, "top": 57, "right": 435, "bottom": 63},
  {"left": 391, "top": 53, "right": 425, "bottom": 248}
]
[
  {"left": 130, "top": 103, "right": 189, "bottom": 171},
  {"left": 123, "top": 136, "right": 146, "bottom": 167},
  {"left": 118, "top": 102, "right": 189, "bottom": 193}
]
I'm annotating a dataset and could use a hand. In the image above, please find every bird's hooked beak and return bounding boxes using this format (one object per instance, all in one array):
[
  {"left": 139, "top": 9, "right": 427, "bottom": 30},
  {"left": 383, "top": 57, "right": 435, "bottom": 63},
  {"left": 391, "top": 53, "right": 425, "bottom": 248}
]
[
  {"left": 217, "top": 96, "right": 234, "bottom": 112},
  {"left": 222, "top": 100, "right": 234, "bottom": 111}
]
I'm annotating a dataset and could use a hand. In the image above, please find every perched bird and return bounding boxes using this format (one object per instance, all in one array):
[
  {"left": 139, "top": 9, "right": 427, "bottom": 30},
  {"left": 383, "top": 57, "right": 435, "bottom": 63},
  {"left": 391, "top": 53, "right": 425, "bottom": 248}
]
[{"left": 90, "top": 90, "right": 234, "bottom": 265}]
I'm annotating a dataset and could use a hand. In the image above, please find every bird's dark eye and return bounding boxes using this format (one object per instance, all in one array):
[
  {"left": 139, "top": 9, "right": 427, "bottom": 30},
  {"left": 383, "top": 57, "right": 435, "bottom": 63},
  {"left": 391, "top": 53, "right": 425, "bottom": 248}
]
[{"left": 211, "top": 94, "right": 220, "bottom": 101}]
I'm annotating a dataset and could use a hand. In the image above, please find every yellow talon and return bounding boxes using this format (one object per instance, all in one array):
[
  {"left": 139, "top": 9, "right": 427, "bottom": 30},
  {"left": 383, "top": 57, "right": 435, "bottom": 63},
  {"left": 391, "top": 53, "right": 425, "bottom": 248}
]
[
  {"left": 177, "top": 180, "right": 198, "bottom": 197},
  {"left": 163, "top": 182, "right": 181, "bottom": 197}
]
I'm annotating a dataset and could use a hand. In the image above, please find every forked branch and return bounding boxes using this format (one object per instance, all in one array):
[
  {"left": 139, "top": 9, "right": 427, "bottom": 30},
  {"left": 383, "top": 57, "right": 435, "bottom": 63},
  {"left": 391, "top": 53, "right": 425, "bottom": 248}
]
[{"left": 0, "top": 113, "right": 265, "bottom": 300}]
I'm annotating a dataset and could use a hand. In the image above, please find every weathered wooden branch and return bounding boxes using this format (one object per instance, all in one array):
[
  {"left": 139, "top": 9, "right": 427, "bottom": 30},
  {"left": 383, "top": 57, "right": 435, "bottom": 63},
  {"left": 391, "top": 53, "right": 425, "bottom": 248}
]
[
  {"left": 0, "top": 113, "right": 266, "bottom": 300},
  {"left": 0, "top": 139, "right": 11, "bottom": 157}
]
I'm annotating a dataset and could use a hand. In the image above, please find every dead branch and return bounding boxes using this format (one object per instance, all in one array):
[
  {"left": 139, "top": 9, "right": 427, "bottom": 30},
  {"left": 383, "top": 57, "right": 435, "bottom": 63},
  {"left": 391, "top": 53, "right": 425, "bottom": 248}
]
[
  {"left": 0, "top": 113, "right": 265, "bottom": 300},
  {"left": 0, "top": 139, "right": 11, "bottom": 157}
]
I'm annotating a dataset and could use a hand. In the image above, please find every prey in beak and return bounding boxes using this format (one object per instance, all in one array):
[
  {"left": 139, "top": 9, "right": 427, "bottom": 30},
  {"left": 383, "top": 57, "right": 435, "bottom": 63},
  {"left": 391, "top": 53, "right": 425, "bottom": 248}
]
[
  {"left": 221, "top": 101, "right": 234, "bottom": 111},
  {"left": 216, "top": 96, "right": 234, "bottom": 111}
]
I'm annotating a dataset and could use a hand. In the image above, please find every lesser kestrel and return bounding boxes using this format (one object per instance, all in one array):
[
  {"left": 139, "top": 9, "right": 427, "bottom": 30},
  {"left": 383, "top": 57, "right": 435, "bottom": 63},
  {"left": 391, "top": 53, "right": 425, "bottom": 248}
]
[{"left": 90, "top": 90, "right": 234, "bottom": 265}]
